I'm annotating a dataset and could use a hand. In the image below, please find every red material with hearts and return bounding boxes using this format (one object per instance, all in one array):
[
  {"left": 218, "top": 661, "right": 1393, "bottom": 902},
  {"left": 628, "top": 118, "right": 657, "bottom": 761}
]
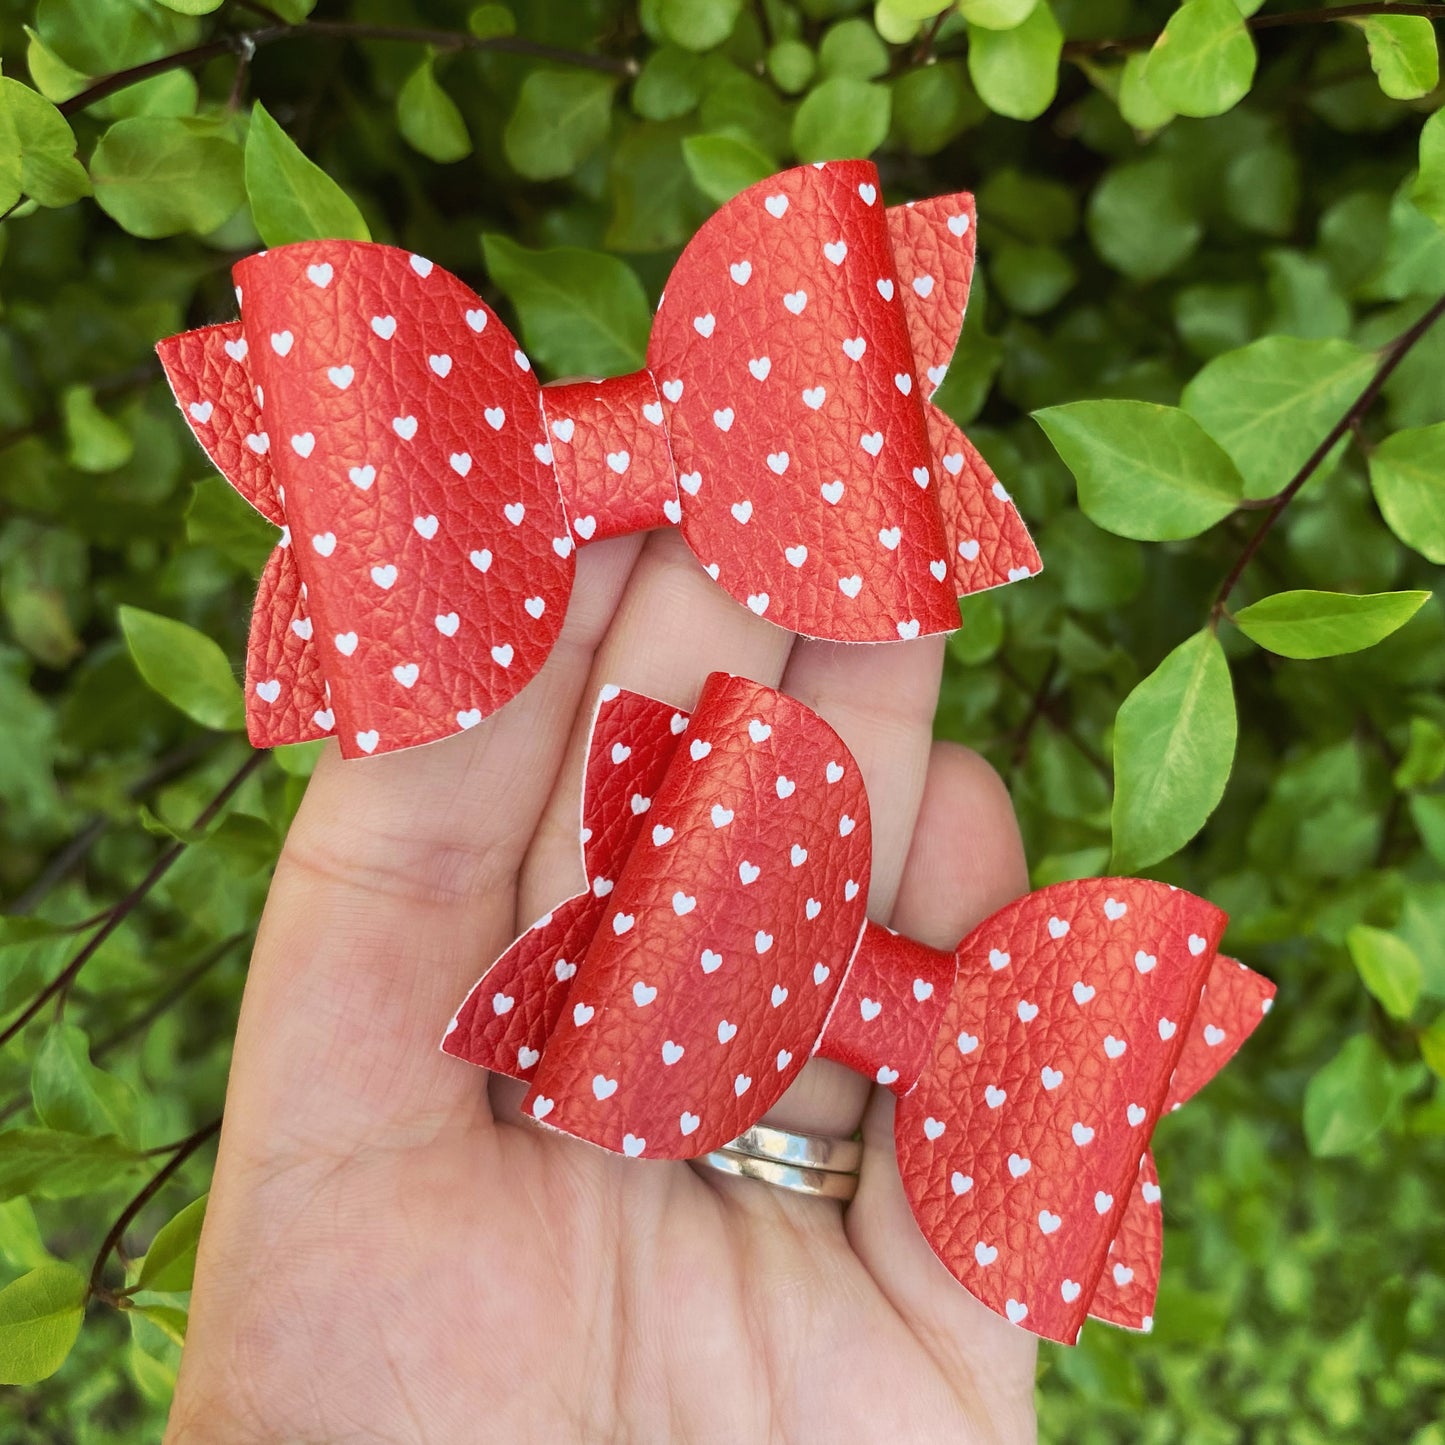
[
  {"left": 442, "top": 675, "right": 1276, "bottom": 1345},
  {"left": 156, "top": 162, "right": 1039, "bottom": 760}
]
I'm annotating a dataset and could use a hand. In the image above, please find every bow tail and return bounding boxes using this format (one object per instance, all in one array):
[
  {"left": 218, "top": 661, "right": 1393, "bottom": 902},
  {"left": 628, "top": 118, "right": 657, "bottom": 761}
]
[
  {"left": 157, "top": 323, "right": 281, "bottom": 523},
  {"left": 1086, "top": 954, "right": 1277, "bottom": 1332},
  {"left": 1087, "top": 1151, "right": 1163, "bottom": 1332},
  {"left": 441, "top": 889, "right": 605, "bottom": 1081},
  {"left": 246, "top": 544, "right": 332, "bottom": 747},
  {"left": 926, "top": 406, "right": 1042, "bottom": 597}
]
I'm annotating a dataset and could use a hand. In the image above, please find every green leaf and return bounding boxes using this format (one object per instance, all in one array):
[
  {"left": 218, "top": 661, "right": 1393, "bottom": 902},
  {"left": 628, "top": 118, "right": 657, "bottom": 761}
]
[
  {"left": 1180, "top": 337, "right": 1375, "bottom": 500},
  {"left": 633, "top": 45, "right": 707, "bottom": 120},
  {"left": 1143, "top": 0, "right": 1257, "bottom": 119},
  {"left": 1118, "top": 52, "right": 1175, "bottom": 131},
  {"left": 967, "top": 4, "right": 1063, "bottom": 122},
  {"left": 90, "top": 117, "right": 243, "bottom": 239},
  {"left": 1347, "top": 926, "right": 1423, "bottom": 1020},
  {"left": 1303, "top": 1034, "right": 1405, "bottom": 1157},
  {"left": 482, "top": 235, "right": 650, "bottom": 379},
  {"left": 1414, "top": 110, "right": 1445, "bottom": 232},
  {"left": 1368, "top": 424, "right": 1445, "bottom": 564},
  {"left": 155, "top": 0, "right": 224, "bottom": 12},
  {"left": 117, "top": 605, "right": 245, "bottom": 731},
  {"left": 1394, "top": 717, "right": 1445, "bottom": 791},
  {"left": 959, "top": 0, "right": 1038, "bottom": 29},
  {"left": 31, "top": 1023, "right": 138, "bottom": 1141},
  {"left": 468, "top": 4, "right": 515, "bottom": 39},
  {"left": 397, "top": 57, "right": 471, "bottom": 164},
  {"left": 503, "top": 70, "right": 617, "bottom": 181},
  {"left": 132, "top": 1301, "right": 188, "bottom": 1347},
  {"left": 0, "top": 1263, "right": 86, "bottom": 1386},
  {"left": 1087, "top": 158, "right": 1201, "bottom": 281},
  {"left": 0, "top": 1129, "right": 144, "bottom": 1201},
  {"left": 1356, "top": 15, "right": 1438, "bottom": 101},
  {"left": 682, "top": 132, "right": 776, "bottom": 203},
  {"left": 60, "top": 385, "right": 132, "bottom": 474},
  {"left": 890, "top": 61, "right": 986, "bottom": 155},
  {"left": 1232, "top": 589, "right": 1430, "bottom": 660},
  {"left": 818, "top": 18, "right": 890, "bottom": 79},
  {"left": 35, "top": 0, "right": 199, "bottom": 76},
  {"left": 1409, "top": 792, "right": 1445, "bottom": 870},
  {"left": 1110, "top": 628, "right": 1237, "bottom": 872},
  {"left": 23, "top": 26, "right": 90, "bottom": 105},
  {"left": 186, "top": 477, "right": 277, "bottom": 576},
  {"left": 792, "top": 77, "right": 891, "bottom": 161},
  {"left": 768, "top": 40, "right": 817, "bottom": 95},
  {"left": 658, "top": 0, "right": 744, "bottom": 50},
  {"left": 244, "top": 101, "right": 370, "bottom": 247},
  {"left": 0, "top": 78, "right": 91, "bottom": 211},
  {"left": 1034, "top": 400, "right": 1244, "bottom": 540},
  {"left": 136, "top": 1194, "right": 207, "bottom": 1292},
  {"left": 1421, "top": 1016, "right": 1445, "bottom": 1080}
]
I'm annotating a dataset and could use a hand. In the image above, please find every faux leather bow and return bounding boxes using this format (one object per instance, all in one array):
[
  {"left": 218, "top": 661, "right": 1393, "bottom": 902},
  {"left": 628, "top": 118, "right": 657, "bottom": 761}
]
[
  {"left": 156, "top": 160, "right": 1039, "bottom": 759},
  {"left": 442, "top": 673, "right": 1276, "bottom": 1344}
]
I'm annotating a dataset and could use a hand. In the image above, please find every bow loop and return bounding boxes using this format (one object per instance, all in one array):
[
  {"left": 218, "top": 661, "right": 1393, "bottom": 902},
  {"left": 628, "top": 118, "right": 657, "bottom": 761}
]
[
  {"left": 158, "top": 163, "right": 1041, "bottom": 759},
  {"left": 540, "top": 372, "right": 679, "bottom": 545}
]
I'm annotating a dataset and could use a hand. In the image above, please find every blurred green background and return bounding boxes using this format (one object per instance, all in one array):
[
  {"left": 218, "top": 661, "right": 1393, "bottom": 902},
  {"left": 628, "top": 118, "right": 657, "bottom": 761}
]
[{"left": 2, "top": 0, "right": 1444, "bottom": 1439}]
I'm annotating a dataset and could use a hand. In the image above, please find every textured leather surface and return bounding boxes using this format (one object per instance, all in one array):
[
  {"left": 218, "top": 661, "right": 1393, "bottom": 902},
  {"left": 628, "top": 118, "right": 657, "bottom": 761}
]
[
  {"left": 895, "top": 877, "right": 1244, "bottom": 1344},
  {"left": 816, "top": 919, "right": 956, "bottom": 1095},
  {"left": 157, "top": 162, "right": 1041, "bottom": 759},
  {"left": 1088, "top": 1151, "right": 1162, "bottom": 1331},
  {"left": 886, "top": 191, "right": 976, "bottom": 403},
  {"left": 540, "top": 372, "right": 679, "bottom": 544},
  {"left": 442, "top": 685, "right": 687, "bottom": 1076},
  {"left": 440, "top": 677, "right": 1276, "bottom": 1345}
]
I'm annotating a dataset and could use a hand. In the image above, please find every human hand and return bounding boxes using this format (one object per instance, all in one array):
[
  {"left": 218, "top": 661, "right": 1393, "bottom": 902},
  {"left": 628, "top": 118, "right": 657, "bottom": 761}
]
[{"left": 164, "top": 528, "right": 1037, "bottom": 1445}]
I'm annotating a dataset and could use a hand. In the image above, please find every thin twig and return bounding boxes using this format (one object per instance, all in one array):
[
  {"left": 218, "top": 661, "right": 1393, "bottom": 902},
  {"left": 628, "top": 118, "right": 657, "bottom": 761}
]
[
  {"left": 1210, "top": 293, "right": 1445, "bottom": 623},
  {"left": 4, "top": 735, "right": 217, "bottom": 916},
  {"left": 58, "top": 15, "right": 634, "bottom": 117},
  {"left": 1064, "top": 2, "right": 1445, "bottom": 58},
  {"left": 87, "top": 1119, "right": 221, "bottom": 1304},
  {"left": 0, "top": 751, "right": 266, "bottom": 1049},
  {"left": 911, "top": 10, "right": 950, "bottom": 66}
]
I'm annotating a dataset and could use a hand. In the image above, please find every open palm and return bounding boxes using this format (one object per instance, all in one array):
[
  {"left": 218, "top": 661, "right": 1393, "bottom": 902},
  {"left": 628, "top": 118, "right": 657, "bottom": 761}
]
[{"left": 164, "top": 532, "right": 1038, "bottom": 1445}]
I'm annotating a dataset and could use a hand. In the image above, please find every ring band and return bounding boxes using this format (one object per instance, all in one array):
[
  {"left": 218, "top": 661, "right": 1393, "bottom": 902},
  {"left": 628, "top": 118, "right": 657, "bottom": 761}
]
[
  {"left": 692, "top": 1148, "right": 860, "bottom": 1201},
  {"left": 722, "top": 1123, "right": 863, "bottom": 1174}
]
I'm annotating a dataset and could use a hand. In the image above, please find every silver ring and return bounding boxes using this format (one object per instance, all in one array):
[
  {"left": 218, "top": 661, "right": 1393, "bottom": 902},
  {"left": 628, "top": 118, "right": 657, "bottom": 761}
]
[
  {"left": 722, "top": 1123, "right": 863, "bottom": 1174},
  {"left": 691, "top": 1148, "right": 859, "bottom": 1201}
]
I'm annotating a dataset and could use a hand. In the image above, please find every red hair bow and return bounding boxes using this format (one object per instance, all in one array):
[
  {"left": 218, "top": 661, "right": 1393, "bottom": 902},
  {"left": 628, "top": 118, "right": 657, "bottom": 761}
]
[
  {"left": 156, "top": 161, "right": 1039, "bottom": 759},
  {"left": 443, "top": 674, "right": 1275, "bottom": 1344}
]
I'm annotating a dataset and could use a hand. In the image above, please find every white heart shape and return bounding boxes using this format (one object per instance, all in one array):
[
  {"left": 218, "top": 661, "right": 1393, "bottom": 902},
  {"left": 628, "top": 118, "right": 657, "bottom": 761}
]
[
  {"left": 679, "top": 470, "right": 702, "bottom": 495},
  {"left": 897, "top": 619, "right": 921, "bottom": 641},
  {"left": 662, "top": 1040, "right": 685, "bottom": 1065},
  {"left": 491, "top": 643, "right": 514, "bottom": 668},
  {"left": 701, "top": 949, "right": 723, "bottom": 974},
  {"left": 1048, "top": 917, "right": 1070, "bottom": 939},
  {"left": 1105, "top": 898, "right": 1128, "bottom": 920},
  {"left": 826, "top": 761, "right": 844, "bottom": 784},
  {"left": 355, "top": 730, "right": 379, "bottom": 754},
  {"left": 679, "top": 1112, "right": 700, "bottom": 1136},
  {"left": 766, "top": 452, "right": 789, "bottom": 475},
  {"left": 1008, "top": 1153, "right": 1030, "bottom": 1178},
  {"left": 1071, "top": 1122, "right": 1094, "bottom": 1146},
  {"left": 734, "top": 1074, "right": 752, "bottom": 1097},
  {"left": 877, "top": 1065, "right": 899, "bottom": 1086},
  {"left": 974, "top": 1241, "right": 998, "bottom": 1267},
  {"left": 713, "top": 407, "right": 734, "bottom": 432},
  {"left": 672, "top": 891, "right": 696, "bottom": 916},
  {"left": 392, "top": 662, "right": 419, "bottom": 689},
  {"left": 1158, "top": 1018, "right": 1177, "bottom": 1040},
  {"left": 592, "top": 1074, "right": 618, "bottom": 1101},
  {"left": 784, "top": 543, "right": 808, "bottom": 567},
  {"left": 291, "top": 432, "right": 315, "bottom": 458},
  {"left": 1041, "top": 1066, "right": 1063, "bottom": 1090},
  {"left": 731, "top": 499, "right": 753, "bottom": 524},
  {"left": 1189, "top": 933, "right": 1208, "bottom": 955},
  {"left": 754, "top": 931, "right": 773, "bottom": 954},
  {"left": 573, "top": 1002, "right": 595, "bottom": 1026},
  {"left": 860, "top": 431, "right": 884, "bottom": 457},
  {"left": 764, "top": 194, "right": 788, "bottom": 217},
  {"left": 662, "top": 378, "right": 683, "bottom": 402},
  {"left": 711, "top": 804, "right": 733, "bottom": 828},
  {"left": 334, "top": 631, "right": 358, "bottom": 655},
  {"left": 738, "top": 860, "right": 760, "bottom": 885},
  {"left": 465, "top": 308, "right": 488, "bottom": 332},
  {"left": 524, "top": 596, "right": 546, "bottom": 620},
  {"left": 717, "top": 1020, "right": 737, "bottom": 1043},
  {"left": 1104, "top": 1035, "right": 1127, "bottom": 1060},
  {"left": 693, "top": 313, "right": 716, "bottom": 338},
  {"left": 255, "top": 679, "right": 281, "bottom": 703},
  {"left": 957, "top": 1031, "right": 978, "bottom": 1055},
  {"left": 392, "top": 415, "right": 417, "bottom": 441},
  {"left": 531, "top": 1096, "right": 554, "bottom": 1120},
  {"left": 805, "top": 898, "right": 821, "bottom": 919},
  {"left": 1039, "top": 1211, "right": 1062, "bottom": 1235},
  {"left": 948, "top": 211, "right": 971, "bottom": 236},
  {"left": 783, "top": 290, "right": 807, "bottom": 314},
  {"left": 858, "top": 182, "right": 877, "bottom": 205},
  {"left": 746, "top": 593, "right": 769, "bottom": 615},
  {"left": 1017, "top": 1000, "right": 1039, "bottom": 1023},
  {"left": 188, "top": 400, "right": 213, "bottom": 424},
  {"left": 224, "top": 337, "right": 248, "bottom": 361},
  {"left": 730, "top": 260, "right": 751, "bottom": 284},
  {"left": 1135, "top": 950, "right": 1157, "bottom": 974},
  {"left": 311, "top": 532, "right": 336, "bottom": 557},
  {"left": 456, "top": 709, "right": 481, "bottom": 730},
  {"left": 370, "top": 564, "right": 397, "bottom": 589},
  {"left": 838, "top": 575, "right": 863, "bottom": 599},
  {"left": 813, "top": 962, "right": 830, "bottom": 986},
  {"left": 484, "top": 407, "right": 505, "bottom": 431},
  {"left": 802, "top": 386, "right": 826, "bottom": 410},
  {"left": 1204, "top": 1023, "right": 1227, "bottom": 1046},
  {"left": 876, "top": 277, "right": 894, "bottom": 301},
  {"left": 1061, "top": 1280, "right": 1082, "bottom": 1304},
  {"left": 821, "top": 479, "right": 845, "bottom": 505},
  {"left": 912, "top": 274, "right": 935, "bottom": 297},
  {"left": 1095, "top": 1192, "right": 1114, "bottom": 1215},
  {"left": 959, "top": 538, "right": 980, "bottom": 562},
  {"left": 951, "top": 1171, "right": 974, "bottom": 1196},
  {"left": 842, "top": 336, "right": 866, "bottom": 362},
  {"left": 985, "top": 1085, "right": 1006, "bottom": 1108},
  {"left": 632, "top": 981, "right": 657, "bottom": 1007},
  {"left": 879, "top": 526, "right": 901, "bottom": 551},
  {"left": 775, "top": 775, "right": 795, "bottom": 799},
  {"left": 1128, "top": 1103, "right": 1146, "bottom": 1127},
  {"left": 327, "top": 365, "right": 354, "bottom": 390},
  {"left": 270, "top": 330, "right": 294, "bottom": 356}
]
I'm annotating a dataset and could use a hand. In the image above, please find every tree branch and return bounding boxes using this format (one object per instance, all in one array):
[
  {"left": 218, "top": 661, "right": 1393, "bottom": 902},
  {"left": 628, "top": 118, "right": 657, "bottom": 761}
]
[
  {"left": 0, "top": 751, "right": 266, "bottom": 1049},
  {"left": 57, "top": 14, "right": 635, "bottom": 118},
  {"left": 88, "top": 1118, "right": 220, "bottom": 1303},
  {"left": 1210, "top": 292, "right": 1445, "bottom": 623},
  {"left": 1064, "top": 2, "right": 1445, "bottom": 59}
]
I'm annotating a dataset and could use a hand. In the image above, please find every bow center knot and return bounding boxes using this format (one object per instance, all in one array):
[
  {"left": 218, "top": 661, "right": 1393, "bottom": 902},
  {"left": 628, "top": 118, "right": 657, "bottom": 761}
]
[{"left": 541, "top": 371, "right": 680, "bottom": 546}]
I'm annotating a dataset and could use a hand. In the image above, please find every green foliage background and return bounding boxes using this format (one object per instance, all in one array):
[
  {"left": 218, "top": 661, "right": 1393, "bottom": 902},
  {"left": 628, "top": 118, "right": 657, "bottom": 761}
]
[{"left": 2, "top": 0, "right": 1444, "bottom": 1438}]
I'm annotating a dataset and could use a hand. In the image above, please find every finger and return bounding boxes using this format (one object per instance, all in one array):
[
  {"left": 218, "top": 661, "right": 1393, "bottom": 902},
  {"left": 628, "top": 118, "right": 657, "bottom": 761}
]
[
  {"left": 222, "top": 536, "right": 645, "bottom": 1155},
  {"left": 848, "top": 742, "right": 1038, "bottom": 1434},
  {"left": 758, "top": 632, "right": 945, "bottom": 1140},
  {"left": 493, "top": 529, "right": 795, "bottom": 1123}
]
